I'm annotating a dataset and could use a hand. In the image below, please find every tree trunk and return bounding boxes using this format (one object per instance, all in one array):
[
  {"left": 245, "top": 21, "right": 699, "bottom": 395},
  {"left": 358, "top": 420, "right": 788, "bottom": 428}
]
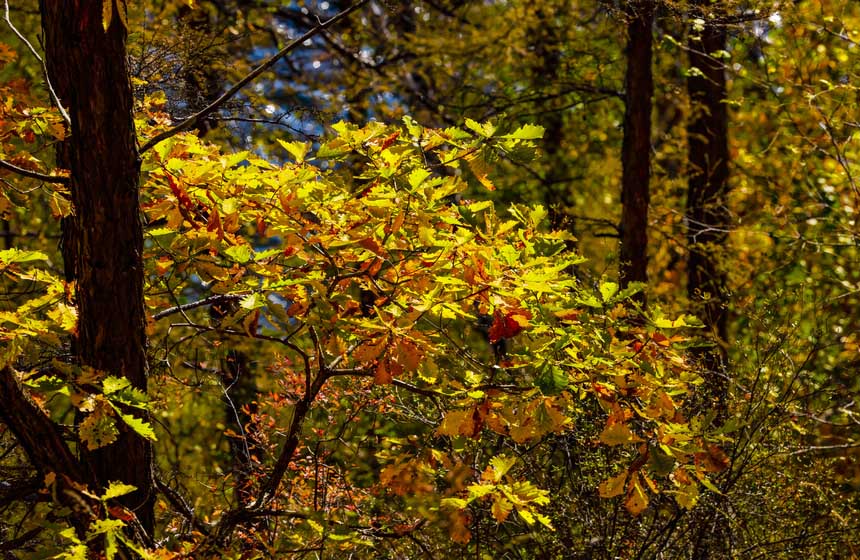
[
  {"left": 619, "top": 0, "right": 654, "bottom": 296},
  {"left": 686, "top": 3, "right": 731, "bottom": 558},
  {"left": 686, "top": 1, "right": 730, "bottom": 395},
  {"left": 41, "top": 0, "right": 154, "bottom": 536}
]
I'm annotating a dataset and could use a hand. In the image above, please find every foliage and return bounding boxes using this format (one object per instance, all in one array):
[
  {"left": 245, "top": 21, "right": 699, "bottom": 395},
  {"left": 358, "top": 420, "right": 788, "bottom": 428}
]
[{"left": 1, "top": 1, "right": 859, "bottom": 558}]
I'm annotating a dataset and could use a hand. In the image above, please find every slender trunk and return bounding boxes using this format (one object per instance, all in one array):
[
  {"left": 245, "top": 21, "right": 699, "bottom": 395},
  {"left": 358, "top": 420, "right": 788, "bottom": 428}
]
[
  {"left": 619, "top": 0, "right": 654, "bottom": 296},
  {"left": 686, "top": 1, "right": 731, "bottom": 395},
  {"left": 41, "top": 0, "right": 154, "bottom": 536},
  {"left": 686, "top": 4, "right": 731, "bottom": 558},
  {"left": 221, "top": 349, "right": 261, "bottom": 508}
]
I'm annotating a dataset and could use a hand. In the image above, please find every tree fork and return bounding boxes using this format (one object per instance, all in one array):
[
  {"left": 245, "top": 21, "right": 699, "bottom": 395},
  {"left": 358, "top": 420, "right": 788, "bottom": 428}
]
[{"left": 41, "top": 0, "right": 154, "bottom": 536}]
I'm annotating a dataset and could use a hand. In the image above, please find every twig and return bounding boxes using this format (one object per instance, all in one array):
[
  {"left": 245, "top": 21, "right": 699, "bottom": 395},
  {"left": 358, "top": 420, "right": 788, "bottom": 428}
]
[
  {"left": 153, "top": 475, "right": 211, "bottom": 536},
  {"left": 140, "top": 0, "right": 369, "bottom": 153},
  {"left": 152, "top": 293, "right": 244, "bottom": 321},
  {"left": 3, "top": 0, "right": 71, "bottom": 126}
]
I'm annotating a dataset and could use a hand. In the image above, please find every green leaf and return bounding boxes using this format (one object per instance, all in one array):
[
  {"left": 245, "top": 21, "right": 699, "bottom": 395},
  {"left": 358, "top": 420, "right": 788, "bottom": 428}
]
[
  {"left": 503, "top": 124, "right": 545, "bottom": 140},
  {"left": 0, "top": 248, "right": 49, "bottom": 264},
  {"left": 115, "top": 410, "right": 157, "bottom": 442},
  {"left": 101, "top": 481, "right": 137, "bottom": 501},
  {"left": 599, "top": 281, "right": 619, "bottom": 303},
  {"left": 440, "top": 497, "right": 468, "bottom": 509},
  {"left": 102, "top": 376, "right": 130, "bottom": 395},
  {"left": 224, "top": 245, "right": 253, "bottom": 264},
  {"left": 88, "top": 518, "right": 125, "bottom": 537}
]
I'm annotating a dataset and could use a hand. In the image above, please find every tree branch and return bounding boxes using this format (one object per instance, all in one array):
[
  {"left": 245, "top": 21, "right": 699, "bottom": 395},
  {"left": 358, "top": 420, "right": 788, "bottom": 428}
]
[
  {"left": 139, "top": 0, "right": 369, "bottom": 154},
  {"left": 0, "top": 158, "right": 69, "bottom": 184},
  {"left": 0, "top": 366, "right": 94, "bottom": 534}
]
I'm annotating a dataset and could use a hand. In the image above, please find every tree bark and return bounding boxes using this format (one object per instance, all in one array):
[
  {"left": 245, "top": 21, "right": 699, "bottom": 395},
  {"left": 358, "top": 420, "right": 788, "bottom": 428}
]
[
  {"left": 686, "top": 1, "right": 731, "bottom": 391},
  {"left": 686, "top": 4, "right": 731, "bottom": 558},
  {"left": 619, "top": 0, "right": 655, "bottom": 296},
  {"left": 0, "top": 366, "right": 95, "bottom": 537},
  {"left": 41, "top": 1, "right": 154, "bottom": 536}
]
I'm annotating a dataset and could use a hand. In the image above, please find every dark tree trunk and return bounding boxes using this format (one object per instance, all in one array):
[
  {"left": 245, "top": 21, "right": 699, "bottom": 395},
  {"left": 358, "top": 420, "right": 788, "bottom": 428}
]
[
  {"left": 686, "top": 1, "right": 731, "bottom": 395},
  {"left": 619, "top": 0, "right": 654, "bottom": 295},
  {"left": 41, "top": 1, "right": 154, "bottom": 536},
  {"left": 686, "top": 4, "right": 731, "bottom": 558}
]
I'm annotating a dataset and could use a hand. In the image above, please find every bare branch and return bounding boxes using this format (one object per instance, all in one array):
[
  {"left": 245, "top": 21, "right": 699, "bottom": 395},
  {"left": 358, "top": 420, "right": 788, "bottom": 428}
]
[
  {"left": 139, "top": 0, "right": 369, "bottom": 154},
  {"left": 0, "top": 158, "right": 69, "bottom": 184},
  {"left": 152, "top": 293, "right": 244, "bottom": 321}
]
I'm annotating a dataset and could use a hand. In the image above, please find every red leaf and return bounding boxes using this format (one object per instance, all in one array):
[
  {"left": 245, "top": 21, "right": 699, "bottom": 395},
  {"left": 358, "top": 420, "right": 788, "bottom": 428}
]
[
  {"left": 488, "top": 309, "right": 532, "bottom": 343},
  {"left": 378, "top": 131, "right": 400, "bottom": 151}
]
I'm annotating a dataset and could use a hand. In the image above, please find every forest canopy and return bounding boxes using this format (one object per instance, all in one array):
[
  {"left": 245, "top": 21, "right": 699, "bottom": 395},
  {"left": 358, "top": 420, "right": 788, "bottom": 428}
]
[{"left": 0, "top": 1, "right": 858, "bottom": 558}]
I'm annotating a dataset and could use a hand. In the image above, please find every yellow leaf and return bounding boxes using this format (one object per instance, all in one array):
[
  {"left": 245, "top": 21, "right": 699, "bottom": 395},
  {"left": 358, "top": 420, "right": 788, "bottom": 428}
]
[
  {"left": 675, "top": 480, "right": 700, "bottom": 509},
  {"left": 598, "top": 471, "right": 628, "bottom": 499},
  {"left": 624, "top": 474, "right": 649, "bottom": 516},
  {"left": 466, "top": 154, "right": 495, "bottom": 190},
  {"left": 437, "top": 408, "right": 480, "bottom": 438},
  {"left": 488, "top": 454, "right": 517, "bottom": 482},
  {"left": 599, "top": 422, "right": 644, "bottom": 446},
  {"left": 102, "top": 0, "right": 113, "bottom": 31}
]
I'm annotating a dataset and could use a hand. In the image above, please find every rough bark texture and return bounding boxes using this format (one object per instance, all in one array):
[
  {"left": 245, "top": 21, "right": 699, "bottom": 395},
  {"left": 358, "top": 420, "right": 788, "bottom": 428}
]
[
  {"left": 619, "top": 0, "right": 654, "bottom": 294},
  {"left": 686, "top": 3, "right": 731, "bottom": 389},
  {"left": 41, "top": 1, "right": 154, "bottom": 535}
]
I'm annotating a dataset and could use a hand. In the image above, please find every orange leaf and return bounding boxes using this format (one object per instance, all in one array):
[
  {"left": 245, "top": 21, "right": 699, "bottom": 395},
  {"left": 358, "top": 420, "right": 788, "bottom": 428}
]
[
  {"left": 385, "top": 211, "right": 405, "bottom": 235},
  {"left": 358, "top": 237, "right": 385, "bottom": 256},
  {"left": 448, "top": 510, "right": 472, "bottom": 544},
  {"left": 491, "top": 496, "right": 513, "bottom": 522},
  {"left": 108, "top": 505, "right": 137, "bottom": 522},
  {"left": 696, "top": 445, "right": 730, "bottom": 473},
  {"left": 353, "top": 335, "right": 388, "bottom": 363},
  {"left": 374, "top": 355, "right": 400, "bottom": 385},
  {"left": 377, "top": 130, "right": 400, "bottom": 151},
  {"left": 396, "top": 338, "right": 423, "bottom": 371}
]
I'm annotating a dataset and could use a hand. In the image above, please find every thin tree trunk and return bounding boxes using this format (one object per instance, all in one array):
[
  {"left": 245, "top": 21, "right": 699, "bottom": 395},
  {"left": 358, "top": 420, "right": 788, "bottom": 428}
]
[
  {"left": 686, "top": 3, "right": 731, "bottom": 558},
  {"left": 41, "top": 0, "right": 154, "bottom": 536},
  {"left": 620, "top": 0, "right": 654, "bottom": 296},
  {"left": 686, "top": 1, "right": 730, "bottom": 396},
  {"left": 221, "top": 349, "right": 261, "bottom": 508}
]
